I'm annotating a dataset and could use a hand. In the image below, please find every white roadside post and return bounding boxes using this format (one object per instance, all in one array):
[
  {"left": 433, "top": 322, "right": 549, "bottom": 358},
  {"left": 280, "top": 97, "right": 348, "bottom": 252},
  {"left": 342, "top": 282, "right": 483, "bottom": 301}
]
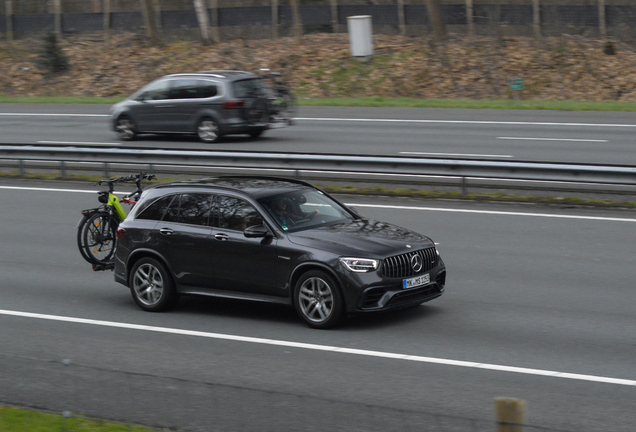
[{"left": 347, "top": 15, "right": 373, "bottom": 60}]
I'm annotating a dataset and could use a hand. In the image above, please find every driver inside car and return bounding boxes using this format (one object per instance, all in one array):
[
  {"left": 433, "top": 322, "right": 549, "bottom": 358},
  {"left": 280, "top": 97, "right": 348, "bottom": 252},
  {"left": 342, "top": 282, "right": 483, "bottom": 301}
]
[{"left": 268, "top": 197, "right": 319, "bottom": 228}]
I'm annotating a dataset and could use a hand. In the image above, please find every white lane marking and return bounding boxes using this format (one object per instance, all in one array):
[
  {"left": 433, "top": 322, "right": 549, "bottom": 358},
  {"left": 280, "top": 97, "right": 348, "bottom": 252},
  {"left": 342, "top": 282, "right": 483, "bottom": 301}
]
[
  {"left": 0, "top": 309, "right": 633, "bottom": 387},
  {"left": 1, "top": 113, "right": 635, "bottom": 128},
  {"left": 400, "top": 151, "right": 513, "bottom": 158},
  {"left": 38, "top": 141, "right": 121, "bottom": 146},
  {"left": 0, "top": 113, "right": 108, "bottom": 117},
  {"left": 1, "top": 185, "right": 634, "bottom": 222},
  {"left": 498, "top": 137, "right": 608, "bottom": 143},
  {"left": 347, "top": 203, "right": 636, "bottom": 223},
  {"left": 295, "top": 117, "right": 636, "bottom": 128}
]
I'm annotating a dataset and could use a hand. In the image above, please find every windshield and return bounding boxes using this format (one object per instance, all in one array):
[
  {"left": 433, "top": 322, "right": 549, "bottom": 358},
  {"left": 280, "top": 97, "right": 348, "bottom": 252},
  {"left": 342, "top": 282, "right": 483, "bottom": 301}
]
[{"left": 258, "top": 189, "right": 356, "bottom": 232}]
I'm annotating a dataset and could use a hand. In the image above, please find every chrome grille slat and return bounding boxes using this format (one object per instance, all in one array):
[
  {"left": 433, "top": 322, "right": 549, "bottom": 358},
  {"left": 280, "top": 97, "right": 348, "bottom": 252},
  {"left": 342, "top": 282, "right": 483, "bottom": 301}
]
[{"left": 382, "top": 247, "right": 437, "bottom": 279}]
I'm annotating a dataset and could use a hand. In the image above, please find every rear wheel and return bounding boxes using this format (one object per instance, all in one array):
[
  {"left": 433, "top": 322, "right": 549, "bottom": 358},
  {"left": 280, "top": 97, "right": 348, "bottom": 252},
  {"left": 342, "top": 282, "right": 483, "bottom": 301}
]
[
  {"left": 249, "top": 128, "right": 265, "bottom": 139},
  {"left": 115, "top": 117, "right": 136, "bottom": 141},
  {"left": 197, "top": 118, "right": 221, "bottom": 143},
  {"left": 81, "top": 212, "right": 118, "bottom": 265},
  {"left": 76, "top": 212, "right": 98, "bottom": 264},
  {"left": 129, "top": 257, "right": 179, "bottom": 312},
  {"left": 294, "top": 270, "right": 345, "bottom": 329}
]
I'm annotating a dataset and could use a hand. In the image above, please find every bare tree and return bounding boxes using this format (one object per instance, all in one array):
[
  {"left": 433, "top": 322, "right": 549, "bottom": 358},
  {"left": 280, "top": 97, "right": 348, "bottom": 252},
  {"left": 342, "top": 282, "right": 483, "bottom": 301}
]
[
  {"left": 193, "top": 0, "right": 211, "bottom": 45},
  {"left": 139, "top": 0, "right": 158, "bottom": 44},
  {"left": 426, "top": 0, "right": 446, "bottom": 40},
  {"left": 290, "top": 0, "right": 303, "bottom": 38}
]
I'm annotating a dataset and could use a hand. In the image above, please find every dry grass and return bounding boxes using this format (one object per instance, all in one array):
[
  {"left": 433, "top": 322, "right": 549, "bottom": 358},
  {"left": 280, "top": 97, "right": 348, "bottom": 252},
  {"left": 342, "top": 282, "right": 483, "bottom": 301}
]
[{"left": 2, "top": 32, "right": 636, "bottom": 101}]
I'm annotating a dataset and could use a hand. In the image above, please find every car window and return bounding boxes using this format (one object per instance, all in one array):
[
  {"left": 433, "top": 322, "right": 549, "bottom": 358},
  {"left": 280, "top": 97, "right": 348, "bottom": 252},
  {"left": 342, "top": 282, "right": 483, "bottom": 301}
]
[
  {"left": 232, "top": 78, "right": 268, "bottom": 99},
  {"left": 259, "top": 189, "right": 355, "bottom": 232},
  {"left": 136, "top": 80, "right": 169, "bottom": 101},
  {"left": 162, "top": 194, "right": 181, "bottom": 223},
  {"left": 168, "top": 79, "right": 198, "bottom": 100},
  {"left": 136, "top": 194, "right": 177, "bottom": 221},
  {"left": 178, "top": 193, "right": 214, "bottom": 226},
  {"left": 216, "top": 195, "right": 263, "bottom": 231},
  {"left": 197, "top": 80, "right": 218, "bottom": 98}
]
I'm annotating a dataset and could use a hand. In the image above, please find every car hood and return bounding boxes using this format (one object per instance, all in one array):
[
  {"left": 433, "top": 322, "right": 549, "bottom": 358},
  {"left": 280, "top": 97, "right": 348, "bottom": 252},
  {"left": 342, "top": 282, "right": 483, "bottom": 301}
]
[{"left": 287, "top": 219, "right": 434, "bottom": 257}]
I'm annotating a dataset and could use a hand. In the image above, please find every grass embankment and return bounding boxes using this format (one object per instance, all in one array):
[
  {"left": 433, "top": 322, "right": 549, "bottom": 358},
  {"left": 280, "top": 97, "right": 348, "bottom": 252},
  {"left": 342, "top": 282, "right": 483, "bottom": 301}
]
[
  {"left": 2, "top": 95, "right": 636, "bottom": 111},
  {"left": 0, "top": 406, "right": 159, "bottom": 432}
]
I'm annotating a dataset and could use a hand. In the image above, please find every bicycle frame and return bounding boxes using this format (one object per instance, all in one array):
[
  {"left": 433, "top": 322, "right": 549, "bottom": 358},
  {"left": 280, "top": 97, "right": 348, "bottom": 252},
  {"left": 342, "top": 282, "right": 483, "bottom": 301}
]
[{"left": 77, "top": 172, "right": 155, "bottom": 269}]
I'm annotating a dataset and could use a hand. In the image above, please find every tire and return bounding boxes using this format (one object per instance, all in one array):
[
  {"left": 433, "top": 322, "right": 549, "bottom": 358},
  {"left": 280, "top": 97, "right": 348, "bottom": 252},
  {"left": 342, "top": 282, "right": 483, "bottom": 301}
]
[
  {"left": 197, "top": 118, "right": 221, "bottom": 143},
  {"left": 81, "top": 212, "right": 118, "bottom": 265},
  {"left": 76, "top": 211, "right": 102, "bottom": 264},
  {"left": 129, "top": 257, "right": 179, "bottom": 312},
  {"left": 115, "top": 116, "right": 136, "bottom": 141},
  {"left": 294, "top": 270, "right": 344, "bottom": 329},
  {"left": 249, "top": 128, "right": 264, "bottom": 139}
]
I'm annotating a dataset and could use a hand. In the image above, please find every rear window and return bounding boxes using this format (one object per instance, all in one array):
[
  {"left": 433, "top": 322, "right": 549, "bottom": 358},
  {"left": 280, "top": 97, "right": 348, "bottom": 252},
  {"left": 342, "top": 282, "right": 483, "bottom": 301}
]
[{"left": 232, "top": 78, "right": 270, "bottom": 98}]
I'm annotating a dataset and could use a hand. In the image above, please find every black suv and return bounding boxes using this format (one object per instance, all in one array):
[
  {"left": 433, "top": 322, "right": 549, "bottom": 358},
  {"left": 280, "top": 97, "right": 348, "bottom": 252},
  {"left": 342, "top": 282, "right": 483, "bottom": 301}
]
[
  {"left": 109, "top": 71, "right": 291, "bottom": 143},
  {"left": 113, "top": 177, "right": 446, "bottom": 329}
]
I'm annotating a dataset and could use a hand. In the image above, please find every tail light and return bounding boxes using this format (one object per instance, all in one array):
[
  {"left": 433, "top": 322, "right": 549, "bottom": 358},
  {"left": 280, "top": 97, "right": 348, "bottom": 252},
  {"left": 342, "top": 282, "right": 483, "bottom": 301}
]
[
  {"left": 224, "top": 100, "right": 244, "bottom": 109},
  {"left": 116, "top": 228, "right": 126, "bottom": 239}
]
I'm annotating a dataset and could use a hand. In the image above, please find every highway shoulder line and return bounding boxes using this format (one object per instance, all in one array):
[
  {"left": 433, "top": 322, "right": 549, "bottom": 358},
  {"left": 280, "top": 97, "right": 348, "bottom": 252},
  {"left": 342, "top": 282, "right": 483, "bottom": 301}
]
[{"left": 1, "top": 309, "right": 634, "bottom": 387}]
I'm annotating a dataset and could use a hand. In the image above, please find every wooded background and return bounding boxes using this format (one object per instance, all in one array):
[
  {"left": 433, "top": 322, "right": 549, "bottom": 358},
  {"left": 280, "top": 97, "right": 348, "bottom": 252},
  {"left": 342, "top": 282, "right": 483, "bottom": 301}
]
[{"left": 1, "top": 0, "right": 635, "bottom": 42}]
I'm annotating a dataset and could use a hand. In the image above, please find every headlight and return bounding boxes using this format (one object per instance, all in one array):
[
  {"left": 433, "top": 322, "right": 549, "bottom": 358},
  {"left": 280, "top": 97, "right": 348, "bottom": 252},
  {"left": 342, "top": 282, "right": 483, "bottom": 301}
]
[{"left": 339, "top": 257, "right": 379, "bottom": 273}]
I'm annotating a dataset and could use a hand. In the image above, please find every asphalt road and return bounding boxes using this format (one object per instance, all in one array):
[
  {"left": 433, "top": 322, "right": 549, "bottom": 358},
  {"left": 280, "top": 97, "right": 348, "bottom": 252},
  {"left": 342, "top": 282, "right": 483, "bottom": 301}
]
[
  {"left": 1, "top": 179, "right": 634, "bottom": 432},
  {"left": 1, "top": 105, "right": 635, "bottom": 165}
]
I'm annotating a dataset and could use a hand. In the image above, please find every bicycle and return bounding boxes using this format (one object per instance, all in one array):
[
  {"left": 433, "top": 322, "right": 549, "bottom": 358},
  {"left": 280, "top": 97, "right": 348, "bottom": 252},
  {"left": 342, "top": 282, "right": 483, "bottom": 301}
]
[
  {"left": 76, "top": 172, "right": 155, "bottom": 270},
  {"left": 259, "top": 68, "right": 296, "bottom": 125}
]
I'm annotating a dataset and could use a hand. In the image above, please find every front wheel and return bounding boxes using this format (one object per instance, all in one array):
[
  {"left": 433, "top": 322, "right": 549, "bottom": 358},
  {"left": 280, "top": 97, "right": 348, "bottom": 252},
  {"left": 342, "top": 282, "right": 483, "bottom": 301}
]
[
  {"left": 81, "top": 212, "right": 118, "bottom": 265},
  {"left": 129, "top": 257, "right": 179, "bottom": 312},
  {"left": 197, "top": 118, "right": 221, "bottom": 143},
  {"left": 294, "top": 270, "right": 345, "bottom": 329}
]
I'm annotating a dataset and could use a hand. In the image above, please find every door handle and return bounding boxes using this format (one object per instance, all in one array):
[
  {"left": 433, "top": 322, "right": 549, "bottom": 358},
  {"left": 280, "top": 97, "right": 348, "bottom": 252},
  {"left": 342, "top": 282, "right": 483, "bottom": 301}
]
[
  {"left": 159, "top": 228, "right": 174, "bottom": 235},
  {"left": 214, "top": 233, "right": 229, "bottom": 241}
]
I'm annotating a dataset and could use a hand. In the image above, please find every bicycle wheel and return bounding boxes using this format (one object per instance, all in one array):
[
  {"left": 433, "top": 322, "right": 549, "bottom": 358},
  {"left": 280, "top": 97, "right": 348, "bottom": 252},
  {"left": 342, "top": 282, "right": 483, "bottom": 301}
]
[
  {"left": 275, "top": 90, "right": 296, "bottom": 121},
  {"left": 76, "top": 212, "right": 99, "bottom": 264},
  {"left": 82, "top": 212, "right": 118, "bottom": 265}
]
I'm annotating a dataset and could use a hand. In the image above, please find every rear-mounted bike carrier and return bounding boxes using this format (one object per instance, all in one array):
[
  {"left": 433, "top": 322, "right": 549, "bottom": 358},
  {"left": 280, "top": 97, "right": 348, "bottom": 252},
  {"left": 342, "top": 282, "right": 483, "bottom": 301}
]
[{"left": 92, "top": 263, "right": 114, "bottom": 271}]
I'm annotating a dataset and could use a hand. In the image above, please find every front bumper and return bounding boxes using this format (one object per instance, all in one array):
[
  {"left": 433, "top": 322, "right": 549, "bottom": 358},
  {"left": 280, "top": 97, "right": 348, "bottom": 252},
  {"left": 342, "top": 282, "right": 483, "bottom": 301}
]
[{"left": 338, "top": 259, "right": 446, "bottom": 313}]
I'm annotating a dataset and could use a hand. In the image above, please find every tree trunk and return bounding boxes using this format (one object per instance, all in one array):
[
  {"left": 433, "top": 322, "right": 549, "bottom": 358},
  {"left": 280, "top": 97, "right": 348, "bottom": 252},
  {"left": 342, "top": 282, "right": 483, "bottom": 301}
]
[
  {"left": 425, "top": 0, "right": 446, "bottom": 40},
  {"left": 290, "top": 0, "right": 303, "bottom": 38},
  {"left": 139, "top": 0, "right": 158, "bottom": 44},
  {"left": 193, "top": 0, "right": 211, "bottom": 45}
]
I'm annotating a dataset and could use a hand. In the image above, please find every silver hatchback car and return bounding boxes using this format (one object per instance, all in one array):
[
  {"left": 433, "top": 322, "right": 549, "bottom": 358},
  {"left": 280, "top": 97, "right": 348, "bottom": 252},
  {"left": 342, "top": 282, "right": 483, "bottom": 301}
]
[{"left": 109, "top": 70, "right": 292, "bottom": 143}]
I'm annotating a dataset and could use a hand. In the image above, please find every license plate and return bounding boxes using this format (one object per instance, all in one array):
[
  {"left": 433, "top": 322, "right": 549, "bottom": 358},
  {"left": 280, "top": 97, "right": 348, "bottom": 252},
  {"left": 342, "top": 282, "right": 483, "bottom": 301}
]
[{"left": 403, "top": 273, "right": 430, "bottom": 289}]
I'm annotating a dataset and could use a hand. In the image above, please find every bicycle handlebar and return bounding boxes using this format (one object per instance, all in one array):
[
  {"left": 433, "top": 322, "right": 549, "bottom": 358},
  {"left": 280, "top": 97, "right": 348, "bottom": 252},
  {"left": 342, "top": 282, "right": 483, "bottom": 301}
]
[
  {"left": 97, "top": 172, "right": 155, "bottom": 186},
  {"left": 96, "top": 172, "right": 156, "bottom": 193}
]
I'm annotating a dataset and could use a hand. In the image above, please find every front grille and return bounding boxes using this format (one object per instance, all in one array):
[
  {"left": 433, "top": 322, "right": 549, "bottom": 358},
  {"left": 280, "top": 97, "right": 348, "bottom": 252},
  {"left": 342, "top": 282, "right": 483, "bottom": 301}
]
[{"left": 382, "top": 247, "right": 437, "bottom": 279}]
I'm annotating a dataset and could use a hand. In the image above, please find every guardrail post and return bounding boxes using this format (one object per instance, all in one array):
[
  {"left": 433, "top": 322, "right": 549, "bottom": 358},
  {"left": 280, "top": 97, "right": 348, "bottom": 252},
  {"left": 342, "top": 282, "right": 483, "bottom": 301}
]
[
  {"left": 461, "top": 176, "right": 467, "bottom": 195},
  {"left": 495, "top": 397, "right": 525, "bottom": 432},
  {"left": 60, "top": 161, "right": 66, "bottom": 178},
  {"left": 104, "top": 162, "right": 110, "bottom": 177}
]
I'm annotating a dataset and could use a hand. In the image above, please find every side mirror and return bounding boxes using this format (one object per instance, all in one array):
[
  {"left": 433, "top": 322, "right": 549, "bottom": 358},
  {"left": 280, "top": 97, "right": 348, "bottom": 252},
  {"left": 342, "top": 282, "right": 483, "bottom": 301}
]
[
  {"left": 349, "top": 206, "right": 360, "bottom": 216},
  {"left": 244, "top": 224, "right": 271, "bottom": 238}
]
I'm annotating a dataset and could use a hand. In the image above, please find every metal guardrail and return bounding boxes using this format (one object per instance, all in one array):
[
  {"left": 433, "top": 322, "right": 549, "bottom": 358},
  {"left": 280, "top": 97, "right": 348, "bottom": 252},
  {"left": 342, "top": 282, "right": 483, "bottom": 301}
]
[{"left": 1, "top": 145, "right": 636, "bottom": 195}]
